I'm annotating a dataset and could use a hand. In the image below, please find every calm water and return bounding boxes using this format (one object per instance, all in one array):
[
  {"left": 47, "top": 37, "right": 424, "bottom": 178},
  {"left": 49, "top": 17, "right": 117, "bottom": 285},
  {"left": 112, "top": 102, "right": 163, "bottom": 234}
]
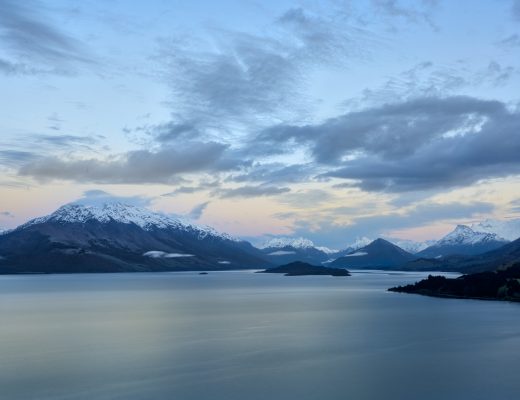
[{"left": 1, "top": 270, "right": 519, "bottom": 400}]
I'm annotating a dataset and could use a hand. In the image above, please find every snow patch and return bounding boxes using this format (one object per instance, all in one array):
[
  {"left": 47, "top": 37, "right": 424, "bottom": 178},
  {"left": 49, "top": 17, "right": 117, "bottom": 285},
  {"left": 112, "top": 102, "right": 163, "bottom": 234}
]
[{"left": 218, "top": 261, "right": 231, "bottom": 264}]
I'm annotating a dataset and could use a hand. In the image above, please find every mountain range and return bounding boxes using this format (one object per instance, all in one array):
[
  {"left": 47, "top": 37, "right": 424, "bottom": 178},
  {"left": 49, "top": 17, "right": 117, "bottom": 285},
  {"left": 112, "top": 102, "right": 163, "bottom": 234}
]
[
  {"left": 1, "top": 201, "right": 519, "bottom": 274},
  {"left": 404, "top": 236, "right": 520, "bottom": 273}
]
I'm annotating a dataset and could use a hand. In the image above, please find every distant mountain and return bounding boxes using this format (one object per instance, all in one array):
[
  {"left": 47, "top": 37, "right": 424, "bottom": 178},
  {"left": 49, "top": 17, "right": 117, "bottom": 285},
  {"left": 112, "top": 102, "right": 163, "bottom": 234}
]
[
  {"left": 0, "top": 202, "right": 269, "bottom": 273},
  {"left": 259, "top": 237, "right": 332, "bottom": 265},
  {"left": 329, "top": 238, "right": 416, "bottom": 269},
  {"left": 384, "top": 238, "right": 434, "bottom": 254},
  {"left": 470, "top": 218, "right": 520, "bottom": 241},
  {"left": 333, "top": 237, "right": 430, "bottom": 257},
  {"left": 403, "top": 236, "right": 520, "bottom": 273},
  {"left": 417, "top": 225, "right": 508, "bottom": 258}
]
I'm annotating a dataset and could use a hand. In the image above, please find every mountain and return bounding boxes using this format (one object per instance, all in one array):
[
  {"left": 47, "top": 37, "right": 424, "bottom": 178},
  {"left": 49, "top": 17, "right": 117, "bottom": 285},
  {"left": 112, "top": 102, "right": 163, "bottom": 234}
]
[
  {"left": 329, "top": 238, "right": 416, "bottom": 269},
  {"left": 331, "top": 237, "right": 429, "bottom": 259},
  {"left": 417, "top": 225, "right": 508, "bottom": 258},
  {"left": 403, "top": 235, "right": 520, "bottom": 273},
  {"left": 0, "top": 202, "right": 269, "bottom": 274},
  {"left": 470, "top": 218, "right": 520, "bottom": 241},
  {"left": 259, "top": 237, "right": 332, "bottom": 265}
]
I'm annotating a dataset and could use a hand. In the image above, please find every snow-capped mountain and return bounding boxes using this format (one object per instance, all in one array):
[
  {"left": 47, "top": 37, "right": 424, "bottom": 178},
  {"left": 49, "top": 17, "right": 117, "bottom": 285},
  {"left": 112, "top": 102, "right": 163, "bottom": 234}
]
[
  {"left": 260, "top": 237, "right": 316, "bottom": 250},
  {"left": 417, "top": 225, "right": 509, "bottom": 258},
  {"left": 440, "top": 225, "right": 506, "bottom": 245},
  {"left": 0, "top": 202, "right": 269, "bottom": 273},
  {"left": 259, "top": 236, "right": 332, "bottom": 265},
  {"left": 470, "top": 218, "right": 520, "bottom": 242},
  {"left": 383, "top": 238, "right": 434, "bottom": 254},
  {"left": 22, "top": 202, "right": 238, "bottom": 242}
]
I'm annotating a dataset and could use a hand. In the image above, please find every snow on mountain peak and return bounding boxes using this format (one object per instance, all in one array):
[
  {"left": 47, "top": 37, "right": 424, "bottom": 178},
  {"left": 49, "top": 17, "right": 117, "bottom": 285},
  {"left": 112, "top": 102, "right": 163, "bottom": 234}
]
[
  {"left": 384, "top": 238, "right": 434, "bottom": 254},
  {"left": 20, "top": 202, "right": 240, "bottom": 242},
  {"left": 260, "top": 237, "right": 316, "bottom": 250},
  {"left": 344, "top": 237, "right": 372, "bottom": 251},
  {"left": 438, "top": 224, "right": 506, "bottom": 245}
]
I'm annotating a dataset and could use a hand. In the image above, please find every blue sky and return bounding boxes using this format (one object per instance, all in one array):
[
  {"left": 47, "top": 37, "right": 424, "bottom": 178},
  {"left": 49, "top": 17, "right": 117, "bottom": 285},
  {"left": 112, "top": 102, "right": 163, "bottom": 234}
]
[{"left": 1, "top": 0, "right": 520, "bottom": 248}]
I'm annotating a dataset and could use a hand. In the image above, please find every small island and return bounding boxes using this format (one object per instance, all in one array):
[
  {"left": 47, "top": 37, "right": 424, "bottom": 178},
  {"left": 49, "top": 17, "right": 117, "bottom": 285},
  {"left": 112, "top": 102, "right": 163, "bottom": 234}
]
[
  {"left": 389, "top": 264, "right": 520, "bottom": 302},
  {"left": 258, "top": 261, "right": 350, "bottom": 277}
]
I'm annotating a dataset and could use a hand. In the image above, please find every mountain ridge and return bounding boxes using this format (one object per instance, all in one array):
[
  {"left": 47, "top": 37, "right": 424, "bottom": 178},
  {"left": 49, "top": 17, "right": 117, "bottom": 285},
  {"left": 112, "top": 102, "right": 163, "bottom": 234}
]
[{"left": 0, "top": 202, "right": 269, "bottom": 274}]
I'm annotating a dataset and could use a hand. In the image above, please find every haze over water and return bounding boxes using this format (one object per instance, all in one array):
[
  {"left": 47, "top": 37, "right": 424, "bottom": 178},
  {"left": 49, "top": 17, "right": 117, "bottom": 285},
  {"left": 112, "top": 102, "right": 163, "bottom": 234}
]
[{"left": 1, "top": 270, "right": 519, "bottom": 400}]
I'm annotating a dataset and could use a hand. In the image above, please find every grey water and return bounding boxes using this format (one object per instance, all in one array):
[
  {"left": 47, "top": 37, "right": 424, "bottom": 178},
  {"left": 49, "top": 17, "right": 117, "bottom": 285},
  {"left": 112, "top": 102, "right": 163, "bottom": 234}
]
[{"left": 1, "top": 270, "right": 519, "bottom": 400}]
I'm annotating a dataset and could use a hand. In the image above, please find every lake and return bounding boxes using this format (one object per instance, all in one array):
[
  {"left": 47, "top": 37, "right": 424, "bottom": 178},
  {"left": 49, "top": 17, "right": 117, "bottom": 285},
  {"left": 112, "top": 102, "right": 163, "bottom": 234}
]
[{"left": 0, "top": 270, "right": 519, "bottom": 400}]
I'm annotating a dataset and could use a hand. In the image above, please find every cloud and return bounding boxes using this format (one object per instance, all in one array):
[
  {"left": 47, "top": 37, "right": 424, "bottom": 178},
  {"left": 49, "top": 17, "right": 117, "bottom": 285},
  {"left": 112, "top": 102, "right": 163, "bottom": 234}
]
[
  {"left": 143, "top": 251, "right": 194, "bottom": 258},
  {"left": 215, "top": 185, "right": 290, "bottom": 199},
  {"left": 73, "top": 190, "right": 152, "bottom": 208},
  {"left": 150, "top": 122, "right": 202, "bottom": 143},
  {"left": 497, "top": 34, "right": 520, "bottom": 48},
  {"left": 0, "top": 134, "right": 102, "bottom": 172},
  {"left": 345, "top": 60, "right": 516, "bottom": 109},
  {"left": 28, "top": 134, "right": 98, "bottom": 148},
  {"left": 509, "top": 199, "right": 520, "bottom": 213},
  {"left": 162, "top": 180, "right": 220, "bottom": 197},
  {"left": 513, "top": 0, "right": 520, "bottom": 20},
  {"left": 370, "top": 0, "right": 438, "bottom": 28},
  {"left": 228, "top": 163, "right": 314, "bottom": 185},
  {"left": 0, "top": 0, "right": 92, "bottom": 75},
  {"left": 256, "top": 96, "right": 520, "bottom": 192},
  {"left": 279, "top": 189, "right": 335, "bottom": 208},
  {"left": 188, "top": 201, "right": 210, "bottom": 220},
  {"left": 156, "top": 7, "right": 369, "bottom": 136},
  {"left": 18, "top": 142, "right": 236, "bottom": 184},
  {"left": 0, "top": 211, "right": 14, "bottom": 218},
  {"left": 482, "top": 61, "right": 517, "bottom": 86},
  {"left": 0, "top": 150, "right": 39, "bottom": 168}
]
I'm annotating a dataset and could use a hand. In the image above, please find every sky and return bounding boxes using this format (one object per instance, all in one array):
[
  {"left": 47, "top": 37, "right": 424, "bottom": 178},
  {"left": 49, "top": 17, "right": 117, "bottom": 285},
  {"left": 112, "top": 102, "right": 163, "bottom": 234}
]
[{"left": 1, "top": 0, "right": 520, "bottom": 248}]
